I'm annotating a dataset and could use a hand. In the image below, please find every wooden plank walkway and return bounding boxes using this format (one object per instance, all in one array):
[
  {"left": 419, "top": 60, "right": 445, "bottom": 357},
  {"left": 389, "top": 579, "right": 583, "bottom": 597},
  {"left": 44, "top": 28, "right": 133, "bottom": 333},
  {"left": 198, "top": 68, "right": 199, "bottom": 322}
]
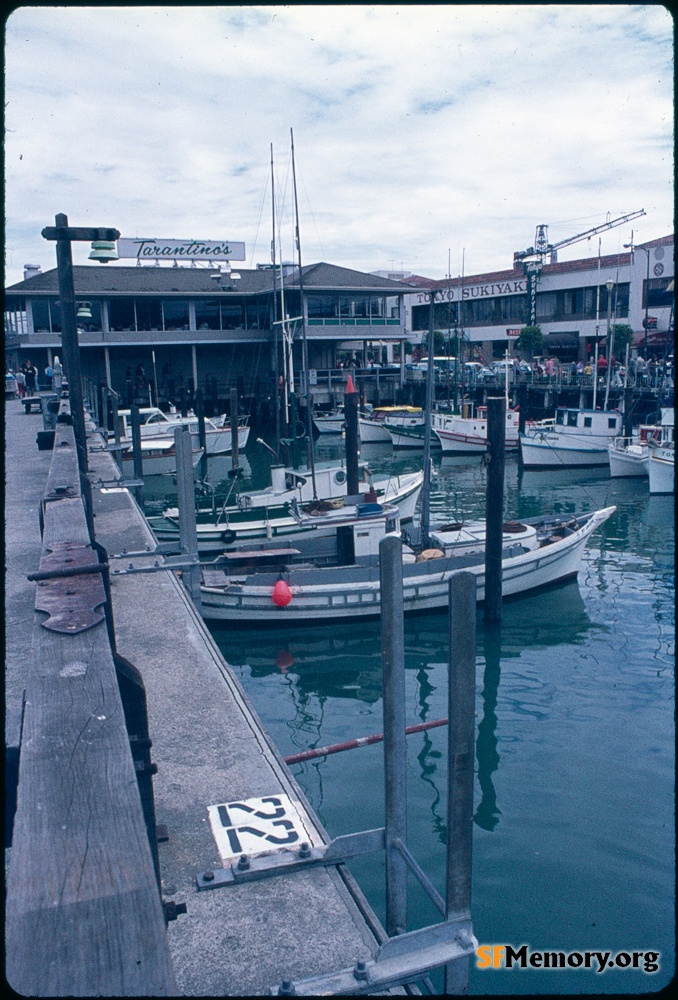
[
  {"left": 5, "top": 413, "right": 176, "bottom": 995},
  {"left": 5, "top": 396, "right": 403, "bottom": 996}
]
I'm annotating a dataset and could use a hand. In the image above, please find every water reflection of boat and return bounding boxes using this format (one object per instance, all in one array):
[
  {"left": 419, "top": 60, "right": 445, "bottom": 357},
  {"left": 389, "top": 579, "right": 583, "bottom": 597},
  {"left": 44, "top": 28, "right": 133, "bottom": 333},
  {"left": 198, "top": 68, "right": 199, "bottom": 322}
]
[{"left": 212, "top": 580, "right": 595, "bottom": 700}]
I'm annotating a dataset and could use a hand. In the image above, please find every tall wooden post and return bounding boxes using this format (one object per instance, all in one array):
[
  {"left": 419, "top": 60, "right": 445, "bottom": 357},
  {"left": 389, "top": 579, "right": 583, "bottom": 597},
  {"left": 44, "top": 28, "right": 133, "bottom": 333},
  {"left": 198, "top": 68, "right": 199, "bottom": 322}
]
[
  {"left": 230, "top": 387, "right": 240, "bottom": 473},
  {"left": 54, "top": 214, "right": 87, "bottom": 473},
  {"left": 444, "top": 571, "right": 477, "bottom": 993},
  {"left": 344, "top": 375, "right": 360, "bottom": 498},
  {"left": 484, "top": 397, "right": 505, "bottom": 623}
]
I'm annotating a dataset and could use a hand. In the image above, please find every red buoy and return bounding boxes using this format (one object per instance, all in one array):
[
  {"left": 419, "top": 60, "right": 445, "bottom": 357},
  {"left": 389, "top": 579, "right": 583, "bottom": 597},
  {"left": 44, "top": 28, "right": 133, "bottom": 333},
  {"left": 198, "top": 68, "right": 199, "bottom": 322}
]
[{"left": 272, "top": 579, "right": 292, "bottom": 607}]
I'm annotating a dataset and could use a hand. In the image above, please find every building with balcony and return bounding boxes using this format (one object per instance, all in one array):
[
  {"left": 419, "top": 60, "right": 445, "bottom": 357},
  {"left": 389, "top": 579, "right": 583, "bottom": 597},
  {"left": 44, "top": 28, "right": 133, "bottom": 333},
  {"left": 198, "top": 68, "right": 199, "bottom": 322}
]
[
  {"left": 4, "top": 261, "right": 409, "bottom": 399},
  {"left": 407, "top": 235, "right": 674, "bottom": 363}
]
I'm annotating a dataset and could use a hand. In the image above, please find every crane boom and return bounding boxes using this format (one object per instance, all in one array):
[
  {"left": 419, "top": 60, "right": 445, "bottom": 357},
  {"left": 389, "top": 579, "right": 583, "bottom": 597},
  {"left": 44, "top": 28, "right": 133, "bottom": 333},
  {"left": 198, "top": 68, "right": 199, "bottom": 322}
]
[{"left": 514, "top": 209, "right": 646, "bottom": 263}]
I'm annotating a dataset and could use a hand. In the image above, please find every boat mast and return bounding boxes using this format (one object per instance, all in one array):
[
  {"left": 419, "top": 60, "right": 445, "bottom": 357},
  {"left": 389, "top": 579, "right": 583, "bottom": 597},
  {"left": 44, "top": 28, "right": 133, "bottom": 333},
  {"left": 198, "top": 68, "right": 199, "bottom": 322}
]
[
  {"left": 593, "top": 238, "right": 601, "bottom": 409},
  {"left": 270, "top": 143, "right": 281, "bottom": 457},
  {"left": 420, "top": 288, "right": 437, "bottom": 548},
  {"left": 459, "top": 249, "right": 465, "bottom": 408},
  {"left": 290, "top": 126, "right": 317, "bottom": 498}
]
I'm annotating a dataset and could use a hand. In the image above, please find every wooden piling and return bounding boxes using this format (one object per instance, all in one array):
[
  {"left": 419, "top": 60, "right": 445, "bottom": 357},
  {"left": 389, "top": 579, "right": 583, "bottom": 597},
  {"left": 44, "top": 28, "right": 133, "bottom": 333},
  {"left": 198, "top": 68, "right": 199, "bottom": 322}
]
[
  {"left": 484, "top": 396, "right": 505, "bottom": 623},
  {"left": 344, "top": 377, "right": 360, "bottom": 498}
]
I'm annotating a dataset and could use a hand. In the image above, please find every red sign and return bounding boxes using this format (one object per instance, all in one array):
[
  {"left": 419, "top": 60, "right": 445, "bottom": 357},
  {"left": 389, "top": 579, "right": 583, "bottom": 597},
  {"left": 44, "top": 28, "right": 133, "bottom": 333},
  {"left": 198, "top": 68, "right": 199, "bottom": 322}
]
[{"left": 507, "top": 328, "right": 521, "bottom": 337}]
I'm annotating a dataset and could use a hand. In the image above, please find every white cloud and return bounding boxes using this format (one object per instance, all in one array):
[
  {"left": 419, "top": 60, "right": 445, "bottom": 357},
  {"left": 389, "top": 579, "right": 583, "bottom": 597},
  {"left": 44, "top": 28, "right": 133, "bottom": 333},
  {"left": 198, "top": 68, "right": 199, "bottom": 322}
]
[{"left": 4, "top": 4, "right": 673, "bottom": 284}]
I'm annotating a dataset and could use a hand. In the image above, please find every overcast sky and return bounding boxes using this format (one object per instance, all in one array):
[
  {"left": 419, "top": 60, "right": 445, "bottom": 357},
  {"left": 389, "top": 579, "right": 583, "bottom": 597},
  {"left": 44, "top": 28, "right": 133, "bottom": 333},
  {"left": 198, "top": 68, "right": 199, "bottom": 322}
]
[{"left": 4, "top": 4, "right": 674, "bottom": 286}]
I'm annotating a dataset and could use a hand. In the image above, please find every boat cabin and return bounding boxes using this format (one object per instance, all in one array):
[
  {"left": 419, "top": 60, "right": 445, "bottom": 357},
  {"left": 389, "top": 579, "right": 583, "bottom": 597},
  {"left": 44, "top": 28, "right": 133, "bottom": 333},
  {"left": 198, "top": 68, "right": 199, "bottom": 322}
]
[{"left": 554, "top": 407, "right": 621, "bottom": 434}]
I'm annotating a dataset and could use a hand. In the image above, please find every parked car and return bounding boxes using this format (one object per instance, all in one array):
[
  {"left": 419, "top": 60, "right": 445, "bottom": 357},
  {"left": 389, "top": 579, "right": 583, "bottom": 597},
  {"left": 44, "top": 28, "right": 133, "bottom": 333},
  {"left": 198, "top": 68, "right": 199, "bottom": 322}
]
[{"left": 464, "top": 362, "right": 493, "bottom": 381}]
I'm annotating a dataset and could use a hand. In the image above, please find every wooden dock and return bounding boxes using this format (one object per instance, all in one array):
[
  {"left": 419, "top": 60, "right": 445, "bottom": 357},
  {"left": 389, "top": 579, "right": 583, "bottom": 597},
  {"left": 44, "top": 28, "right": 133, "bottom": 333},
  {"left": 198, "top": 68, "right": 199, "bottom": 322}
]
[{"left": 4, "top": 397, "right": 404, "bottom": 995}]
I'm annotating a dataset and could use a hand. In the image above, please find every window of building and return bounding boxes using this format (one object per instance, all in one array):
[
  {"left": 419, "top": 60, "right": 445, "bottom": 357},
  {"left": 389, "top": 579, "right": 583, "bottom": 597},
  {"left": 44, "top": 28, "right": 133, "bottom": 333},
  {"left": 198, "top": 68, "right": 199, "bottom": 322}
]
[
  {"left": 48, "top": 300, "right": 62, "bottom": 332},
  {"left": 135, "top": 298, "right": 163, "bottom": 331},
  {"left": 31, "top": 299, "right": 51, "bottom": 332},
  {"left": 245, "top": 301, "right": 268, "bottom": 330},
  {"left": 108, "top": 298, "right": 136, "bottom": 331},
  {"left": 645, "top": 277, "right": 674, "bottom": 309},
  {"left": 77, "top": 300, "right": 102, "bottom": 331},
  {"left": 386, "top": 296, "right": 400, "bottom": 319},
  {"left": 221, "top": 304, "right": 244, "bottom": 330},
  {"left": 162, "top": 300, "right": 190, "bottom": 330},
  {"left": 307, "top": 295, "right": 337, "bottom": 319},
  {"left": 584, "top": 416, "right": 592, "bottom": 428},
  {"left": 370, "top": 296, "right": 384, "bottom": 318},
  {"left": 195, "top": 299, "right": 221, "bottom": 330},
  {"left": 352, "top": 297, "right": 369, "bottom": 318}
]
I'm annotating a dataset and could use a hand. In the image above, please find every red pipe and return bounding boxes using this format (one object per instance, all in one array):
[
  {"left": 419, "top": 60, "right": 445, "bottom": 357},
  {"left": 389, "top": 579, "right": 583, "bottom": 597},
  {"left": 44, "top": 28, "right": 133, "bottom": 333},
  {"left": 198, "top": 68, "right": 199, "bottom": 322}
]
[{"left": 283, "top": 717, "right": 448, "bottom": 765}]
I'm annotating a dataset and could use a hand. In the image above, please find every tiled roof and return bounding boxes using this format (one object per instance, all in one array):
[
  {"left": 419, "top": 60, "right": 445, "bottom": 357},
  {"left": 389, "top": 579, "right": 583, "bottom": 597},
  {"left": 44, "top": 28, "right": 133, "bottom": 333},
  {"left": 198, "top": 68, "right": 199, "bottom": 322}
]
[{"left": 5, "top": 261, "right": 408, "bottom": 296}]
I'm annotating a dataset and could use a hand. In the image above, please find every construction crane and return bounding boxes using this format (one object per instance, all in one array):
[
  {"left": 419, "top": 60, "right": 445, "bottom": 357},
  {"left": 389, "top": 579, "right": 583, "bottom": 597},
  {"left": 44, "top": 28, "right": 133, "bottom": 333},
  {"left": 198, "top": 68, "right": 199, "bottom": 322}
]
[{"left": 514, "top": 209, "right": 646, "bottom": 324}]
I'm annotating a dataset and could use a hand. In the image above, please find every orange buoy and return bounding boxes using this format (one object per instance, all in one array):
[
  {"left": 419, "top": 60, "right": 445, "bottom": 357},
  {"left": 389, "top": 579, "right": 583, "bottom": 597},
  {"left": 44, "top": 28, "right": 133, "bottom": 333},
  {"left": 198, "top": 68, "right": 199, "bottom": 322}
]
[{"left": 272, "top": 579, "right": 292, "bottom": 607}]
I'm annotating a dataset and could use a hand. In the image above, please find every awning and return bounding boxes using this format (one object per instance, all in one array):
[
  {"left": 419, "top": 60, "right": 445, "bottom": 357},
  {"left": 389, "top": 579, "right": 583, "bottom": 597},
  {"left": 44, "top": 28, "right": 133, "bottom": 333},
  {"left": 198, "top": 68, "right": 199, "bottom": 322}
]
[{"left": 634, "top": 329, "right": 674, "bottom": 346}]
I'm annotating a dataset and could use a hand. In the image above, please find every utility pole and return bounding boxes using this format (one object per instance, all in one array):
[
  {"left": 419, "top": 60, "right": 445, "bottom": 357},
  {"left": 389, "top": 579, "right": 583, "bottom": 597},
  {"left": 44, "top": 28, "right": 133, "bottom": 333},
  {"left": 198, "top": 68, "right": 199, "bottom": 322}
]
[{"left": 42, "top": 216, "right": 120, "bottom": 474}]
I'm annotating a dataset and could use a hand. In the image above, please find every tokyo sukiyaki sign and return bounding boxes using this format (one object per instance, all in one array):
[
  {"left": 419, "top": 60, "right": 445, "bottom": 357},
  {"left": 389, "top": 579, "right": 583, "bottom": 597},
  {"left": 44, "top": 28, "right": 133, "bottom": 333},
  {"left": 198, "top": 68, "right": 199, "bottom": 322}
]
[{"left": 117, "top": 238, "right": 246, "bottom": 261}]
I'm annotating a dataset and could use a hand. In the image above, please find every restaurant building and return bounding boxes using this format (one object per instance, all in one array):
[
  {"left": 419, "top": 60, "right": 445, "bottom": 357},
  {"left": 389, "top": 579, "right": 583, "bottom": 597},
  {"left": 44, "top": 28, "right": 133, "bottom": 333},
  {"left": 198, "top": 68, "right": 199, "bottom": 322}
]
[
  {"left": 4, "top": 259, "right": 409, "bottom": 397},
  {"left": 408, "top": 235, "right": 674, "bottom": 363}
]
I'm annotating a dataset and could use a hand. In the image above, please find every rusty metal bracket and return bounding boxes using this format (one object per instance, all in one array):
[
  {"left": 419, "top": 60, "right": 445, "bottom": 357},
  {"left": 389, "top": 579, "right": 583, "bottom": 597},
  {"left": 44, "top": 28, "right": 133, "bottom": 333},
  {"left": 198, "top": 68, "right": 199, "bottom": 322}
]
[
  {"left": 33, "top": 542, "right": 107, "bottom": 634},
  {"left": 270, "top": 917, "right": 477, "bottom": 995}
]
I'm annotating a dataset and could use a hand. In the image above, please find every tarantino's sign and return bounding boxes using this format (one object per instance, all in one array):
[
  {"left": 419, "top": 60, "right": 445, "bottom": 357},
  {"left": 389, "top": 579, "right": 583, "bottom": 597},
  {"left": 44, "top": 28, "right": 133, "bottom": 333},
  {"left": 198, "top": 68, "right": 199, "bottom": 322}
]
[{"left": 117, "top": 238, "right": 246, "bottom": 261}]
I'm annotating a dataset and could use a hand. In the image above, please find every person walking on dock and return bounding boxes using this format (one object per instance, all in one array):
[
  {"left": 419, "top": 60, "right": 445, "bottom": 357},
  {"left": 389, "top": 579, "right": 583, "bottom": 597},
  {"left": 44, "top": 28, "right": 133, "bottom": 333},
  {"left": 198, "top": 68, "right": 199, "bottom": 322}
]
[{"left": 23, "top": 360, "right": 37, "bottom": 395}]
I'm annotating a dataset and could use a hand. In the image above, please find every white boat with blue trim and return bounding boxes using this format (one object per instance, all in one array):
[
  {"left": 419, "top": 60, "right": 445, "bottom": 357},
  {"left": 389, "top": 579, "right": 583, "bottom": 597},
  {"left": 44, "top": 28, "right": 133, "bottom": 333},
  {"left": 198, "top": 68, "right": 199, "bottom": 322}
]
[
  {"left": 199, "top": 505, "right": 616, "bottom": 623},
  {"left": 520, "top": 407, "right": 623, "bottom": 468}
]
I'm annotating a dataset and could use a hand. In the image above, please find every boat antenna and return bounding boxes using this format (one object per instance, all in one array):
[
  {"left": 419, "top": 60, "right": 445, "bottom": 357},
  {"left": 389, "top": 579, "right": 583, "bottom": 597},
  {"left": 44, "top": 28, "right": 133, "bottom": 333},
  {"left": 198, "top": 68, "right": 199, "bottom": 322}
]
[{"left": 290, "top": 126, "right": 317, "bottom": 499}]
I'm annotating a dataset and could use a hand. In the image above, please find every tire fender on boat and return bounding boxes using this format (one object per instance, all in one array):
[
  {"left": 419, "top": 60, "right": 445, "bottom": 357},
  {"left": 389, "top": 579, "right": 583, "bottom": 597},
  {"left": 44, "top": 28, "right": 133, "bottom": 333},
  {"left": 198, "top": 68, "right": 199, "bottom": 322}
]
[{"left": 221, "top": 529, "right": 236, "bottom": 544}]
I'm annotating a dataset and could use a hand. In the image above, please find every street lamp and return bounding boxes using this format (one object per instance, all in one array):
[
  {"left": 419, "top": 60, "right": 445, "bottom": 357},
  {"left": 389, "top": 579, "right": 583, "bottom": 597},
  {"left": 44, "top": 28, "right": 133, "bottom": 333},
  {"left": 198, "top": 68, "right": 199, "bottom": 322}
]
[
  {"left": 624, "top": 241, "right": 651, "bottom": 359},
  {"left": 42, "top": 214, "right": 120, "bottom": 473},
  {"left": 603, "top": 277, "right": 615, "bottom": 411}
]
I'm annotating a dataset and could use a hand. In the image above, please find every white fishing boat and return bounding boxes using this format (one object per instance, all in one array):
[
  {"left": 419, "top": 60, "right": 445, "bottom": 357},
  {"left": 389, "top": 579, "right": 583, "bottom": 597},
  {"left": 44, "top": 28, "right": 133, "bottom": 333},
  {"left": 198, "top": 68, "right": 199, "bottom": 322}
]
[
  {"left": 148, "top": 461, "right": 424, "bottom": 552},
  {"left": 117, "top": 406, "right": 250, "bottom": 455},
  {"left": 432, "top": 404, "right": 520, "bottom": 454},
  {"left": 647, "top": 408, "right": 674, "bottom": 494},
  {"left": 358, "top": 409, "right": 394, "bottom": 444},
  {"left": 383, "top": 406, "right": 435, "bottom": 448},
  {"left": 313, "top": 410, "right": 345, "bottom": 434},
  {"left": 520, "top": 407, "right": 623, "bottom": 468},
  {"left": 607, "top": 437, "right": 651, "bottom": 477},
  {"left": 119, "top": 437, "right": 204, "bottom": 475},
  {"left": 199, "top": 505, "right": 616, "bottom": 623}
]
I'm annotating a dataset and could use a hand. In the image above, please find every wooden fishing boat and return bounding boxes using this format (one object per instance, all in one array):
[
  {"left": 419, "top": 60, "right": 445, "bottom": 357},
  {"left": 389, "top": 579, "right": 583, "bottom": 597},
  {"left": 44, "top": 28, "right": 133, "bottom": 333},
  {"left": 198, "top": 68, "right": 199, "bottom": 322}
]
[
  {"left": 148, "top": 462, "right": 424, "bottom": 552},
  {"left": 432, "top": 404, "right": 520, "bottom": 454},
  {"left": 199, "top": 505, "right": 616, "bottom": 623},
  {"left": 117, "top": 406, "right": 249, "bottom": 455},
  {"left": 648, "top": 408, "right": 674, "bottom": 494},
  {"left": 520, "top": 407, "right": 622, "bottom": 468},
  {"left": 607, "top": 408, "right": 668, "bottom": 477},
  {"left": 119, "top": 437, "right": 204, "bottom": 475}
]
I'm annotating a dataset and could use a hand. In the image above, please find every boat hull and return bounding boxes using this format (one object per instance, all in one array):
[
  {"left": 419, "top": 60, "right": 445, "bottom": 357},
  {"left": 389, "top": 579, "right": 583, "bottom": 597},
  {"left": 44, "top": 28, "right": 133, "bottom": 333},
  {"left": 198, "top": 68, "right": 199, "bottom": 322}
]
[
  {"left": 358, "top": 419, "right": 392, "bottom": 443},
  {"left": 120, "top": 444, "right": 204, "bottom": 475},
  {"left": 607, "top": 440, "right": 649, "bottom": 478},
  {"left": 520, "top": 434, "right": 612, "bottom": 468},
  {"left": 150, "top": 472, "right": 423, "bottom": 552},
  {"left": 433, "top": 410, "right": 519, "bottom": 454},
  {"left": 200, "top": 508, "right": 615, "bottom": 622},
  {"left": 648, "top": 447, "right": 674, "bottom": 494}
]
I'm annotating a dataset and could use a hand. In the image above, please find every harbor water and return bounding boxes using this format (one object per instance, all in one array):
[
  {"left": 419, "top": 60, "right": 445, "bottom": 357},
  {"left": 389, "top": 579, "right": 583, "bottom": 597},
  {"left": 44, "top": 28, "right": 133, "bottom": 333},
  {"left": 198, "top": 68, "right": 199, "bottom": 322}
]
[{"left": 145, "top": 437, "right": 674, "bottom": 994}]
